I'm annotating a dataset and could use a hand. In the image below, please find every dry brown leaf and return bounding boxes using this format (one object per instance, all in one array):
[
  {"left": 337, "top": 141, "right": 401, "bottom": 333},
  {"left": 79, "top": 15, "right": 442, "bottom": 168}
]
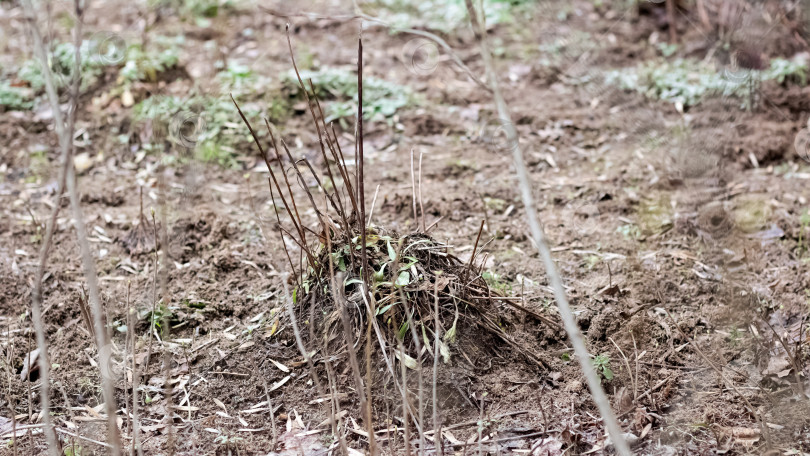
[{"left": 530, "top": 436, "right": 563, "bottom": 456}]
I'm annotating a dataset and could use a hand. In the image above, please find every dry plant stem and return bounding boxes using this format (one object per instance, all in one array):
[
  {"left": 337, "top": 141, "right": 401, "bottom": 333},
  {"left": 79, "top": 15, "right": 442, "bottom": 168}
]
[
  {"left": 230, "top": 96, "right": 314, "bottom": 268},
  {"left": 284, "top": 38, "right": 347, "bottom": 218},
  {"left": 356, "top": 37, "right": 377, "bottom": 456},
  {"left": 20, "top": 2, "right": 74, "bottom": 454},
  {"left": 3, "top": 331, "right": 17, "bottom": 456},
  {"left": 143, "top": 212, "right": 159, "bottom": 390},
  {"left": 261, "top": 379, "right": 279, "bottom": 451},
  {"left": 465, "top": 1, "right": 630, "bottom": 454},
  {"left": 609, "top": 337, "right": 636, "bottom": 410},
  {"left": 266, "top": 183, "right": 299, "bottom": 285},
  {"left": 155, "top": 168, "right": 175, "bottom": 455},
  {"left": 21, "top": 0, "right": 123, "bottom": 453},
  {"left": 278, "top": 276, "right": 339, "bottom": 441},
  {"left": 129, "top": 294, "right": 143, "bottom": 456},
  {"left": 468, "top": 220, "right": 485, "bottom": 271},
  {"left": 26, "top": 325, "right": 32, "bottom": 425},
  {"left": 411, "top": 149, "right": 418, "bottom": 227},
  {"left": 367, "top": 184, "right": 381, "bottom": 227},
  {"left": 397, "top": 287, "right": 427, "bottom": 451},
  {"left": 326, "top": 232, "right": 369, "bottom": 430},
  {"left": 762, "top": 317, "right": 806, "bottom": 397},
  {"left": 352, "top": 2, "right": 490, "bottom": 92},
  {"left": 66, "top": 50, "right": 124, "bottom": 456},
  {"left": 55, "top": 429, "right": 113, "bottom": 449},
  {"left": 432, "top": 282, "right": 443, "bottom": 456},
  {"left": 418, "top": 151, "right": 426, "bottom": 231},
  {"left": 631, "top": 333, "right": 639, "bottom": 403},
  {"left": 666, "top": 0, "right": 678, "bottom": 43},
  {"left": 58, "top": 384, "right": 76, "bottom": 455},
  {"left": 398, "top": 336, "right": 412, "bottom": 455},
  {"left": 323, "top": 223, "right": 352, "bottom": 456},
  {"left": 123, "top": 285, "right": 132, "bottom": 437}
]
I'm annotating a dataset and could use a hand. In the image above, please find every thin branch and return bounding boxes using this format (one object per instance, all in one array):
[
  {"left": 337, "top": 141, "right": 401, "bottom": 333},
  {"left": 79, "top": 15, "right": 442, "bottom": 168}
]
[
  {"left": 261, "top": 5, "right": 492, "bottom": 92},
  {"left": 464, "top": 1, "right": 630, "bottom": 454},
  {"left": 418, "top": 151, "right": 425, "bottom": 232},
  {"left": 432, "top": 281, "right": 443, "bottom": 456},
  {"left": 410, "top": 149, "right": 418, "bottom": 228},
  {"left": 20, "top": 0, "right": 125, "bottom": 454}
]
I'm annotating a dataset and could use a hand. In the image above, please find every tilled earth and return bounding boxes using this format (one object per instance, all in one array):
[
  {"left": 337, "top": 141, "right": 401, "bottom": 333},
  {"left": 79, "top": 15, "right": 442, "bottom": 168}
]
[{"left": 1, "top": 0, "right": 810, "bottom": 454}]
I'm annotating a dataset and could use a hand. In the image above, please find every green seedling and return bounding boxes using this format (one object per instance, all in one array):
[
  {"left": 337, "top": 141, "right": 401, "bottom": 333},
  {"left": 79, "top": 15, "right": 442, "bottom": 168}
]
[
  {"left": 0, "top": 80, "right": 34, "bottom": 110},
  {"left": 592, "top": 353, "right": 613, "bottom": 381},
  {"left": 284, "top": 67, "right": 412, "bottom": 126},
  {"left": 483, "top": 270, "right": 511, "bottom": 294},
  {"left": 605, "top": 55, "right": 809, "bottom": 109}
]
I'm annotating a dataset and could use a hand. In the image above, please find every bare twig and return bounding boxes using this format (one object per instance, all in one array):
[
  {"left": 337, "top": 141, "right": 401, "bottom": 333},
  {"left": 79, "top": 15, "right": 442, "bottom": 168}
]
[
  {"left": 609, "top": 337, "right": 636, "bottom": 409},
  {"left": 261, "top": 378, "right": 279, "bottom": 451},
  {"left": 432, "top": 281, "right": 443, "bottom": 456},
  {"left": 128, "top": 286, "right": 143, "bottom": 456},
  {"left": 398, "top": 335, "right": 411, "bottom": 455},
  {"left": 410, "top": 149, "right": 418, "bottom": 229},
  {"left": 261, "top": 5, "right": 491, "bottom": 92},
  {"left": 325, "top": 226, "right": 358, "bottom": 456},
  {"left": 418, "top": 151, "right": 425, "bottom": 232},
  {"left": 367, "top": 184, "right": 381, "bottom": 227},
  {"left": 355, "top": 36, "right": 377, "bottom": 456},
  {"left": 464, "top": 1, "right": 630, "bottom": 454},
  {"left": 21, "top": 0, "right": 124, "bottom": 453},
  {"left": 761, "top": 317, "right": 806, "bottom": 398}
]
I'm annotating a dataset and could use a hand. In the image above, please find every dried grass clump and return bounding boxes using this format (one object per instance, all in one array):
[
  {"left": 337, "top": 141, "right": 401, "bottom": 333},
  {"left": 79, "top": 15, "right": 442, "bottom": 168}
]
[
  {"left": 231, "top": 32, "right": 545, "bottom": 377},
  {"left": 304, "top": 229, "right": 499, "bottom": 362}
]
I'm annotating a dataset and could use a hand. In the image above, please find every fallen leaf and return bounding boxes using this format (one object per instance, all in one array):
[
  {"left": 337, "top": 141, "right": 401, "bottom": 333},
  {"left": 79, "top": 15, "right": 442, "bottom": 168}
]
[
  {"left": 530, "top": 436, "right": 563, "bottom": 456},
  {"left": 270, "top": 358, "right": 290, "bottom": 373},
  {"left": 269, "top": 375, "right": 292, "bottom": 392}
]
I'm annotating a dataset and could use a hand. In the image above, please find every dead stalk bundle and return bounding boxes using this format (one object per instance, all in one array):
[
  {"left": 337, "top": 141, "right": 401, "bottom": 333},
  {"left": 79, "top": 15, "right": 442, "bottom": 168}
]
[{"left": 232, "top": 29, "right": 544, "bottom": 447}]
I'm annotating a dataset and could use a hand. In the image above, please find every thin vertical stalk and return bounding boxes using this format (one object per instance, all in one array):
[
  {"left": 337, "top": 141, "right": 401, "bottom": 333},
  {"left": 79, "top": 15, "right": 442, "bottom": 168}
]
[{"left": 465, "top": 1, "right": 630, "bottom": 454}]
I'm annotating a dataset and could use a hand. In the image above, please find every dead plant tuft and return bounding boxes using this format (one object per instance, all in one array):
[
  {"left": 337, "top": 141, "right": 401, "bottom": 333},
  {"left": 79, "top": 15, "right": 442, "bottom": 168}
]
[{"left": 232, "top": 30, "right": 546, "bottom": 428}]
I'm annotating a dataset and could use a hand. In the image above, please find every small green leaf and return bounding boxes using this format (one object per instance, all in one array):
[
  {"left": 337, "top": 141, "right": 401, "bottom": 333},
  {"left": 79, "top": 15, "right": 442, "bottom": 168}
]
[
  {"left": 421, "top": 325, "right": 431, "bottom": 351},
  {"left": 373, "top": 263, "right": 388, "bottom": 282},
  {"left": 444, "top": 319, "right": 458, "bottom": 344},
  {"left": 387, "top": 240, "right": 396, "bottom": 262},
  {"left": 603, "top": 367, "right": 614, "bottom": 381},
  {"left": 395, "top": 271, "right": 410, "bottom": 287},
  {"left": 345, "top": 277, "right": 364, "bottom": 287},
  {"left": 376, "top": 303, "right": 395, "bottom": 316},
  {"left": 398, "top": 321, "right": 409, "bottom": 341}
]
